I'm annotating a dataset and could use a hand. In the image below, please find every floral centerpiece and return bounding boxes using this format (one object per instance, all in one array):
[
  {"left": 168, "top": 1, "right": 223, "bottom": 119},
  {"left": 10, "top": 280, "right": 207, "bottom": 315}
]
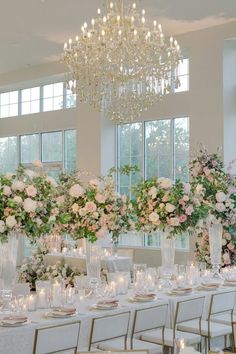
[
  {"left": 191, "top": 148, "right": 236, "bottom": 266},
  {"left": 19, "top": 236, "right": 82, "bottom": 289},
  {"left": 0, "top": 162, "right": 58, "bottom": 243},
  {"left": 133, "top": 177, "right": 209, "bottom": 236},
  {"left": 56, "top": 171, "right": 134, "bottom": 244}
]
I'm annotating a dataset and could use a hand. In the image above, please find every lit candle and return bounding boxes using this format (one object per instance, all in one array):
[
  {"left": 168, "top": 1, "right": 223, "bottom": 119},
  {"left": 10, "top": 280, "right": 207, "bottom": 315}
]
[
  {"left": 52, "top": 281, "right": 62, "bottom": 307},
  {"left": 37, "top": 289, "right": 47, "bottom": 309},
  {"left": 27, "top": 294, "right": 36, "bottom": 312}
]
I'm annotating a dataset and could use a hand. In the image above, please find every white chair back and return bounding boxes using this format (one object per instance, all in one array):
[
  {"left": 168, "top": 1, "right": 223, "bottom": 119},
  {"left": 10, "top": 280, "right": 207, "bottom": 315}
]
[
  {"left": 89, "top": 311, "right": 130, "bottom": 348},
  {"left": 33, "top": 321, "right": 80, "bottom": 354},
  {"left": 210, "top": 291, "right": 236, "bottom": 315},
  {"left": 175, "top": 296, "right": 205, "bottom": 324},
  {"left": 132, "top": 304, "right": 168, "bottom": 335}
]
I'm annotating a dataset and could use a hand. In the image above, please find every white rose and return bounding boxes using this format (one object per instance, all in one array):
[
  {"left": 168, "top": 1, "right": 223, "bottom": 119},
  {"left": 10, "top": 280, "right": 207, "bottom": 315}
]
[
  {"left": 158, "top": 177, "right": 173, "bottom": 189},
  {"left": 3, "top": 185, "right": 12, "bottom": 196},
  {"left": 12, "top": 181, "right": 25, "bottom": 192},
  {"left": 0, "top": 221, "right": 5, "bottom": 233},
  {"left": 149, "top": 212, "right": 160, "bottom": 224},
  {"left": 6, "top": 215, "right": 17, "bottom": 229},
  {"left": 216, "top": 191, "right": 227, "bottom": 203},
  {"left": 165, "top": 203, "right": 176, "bottom": 213},
  {"left": 169, "top": 217, "right": 180, "bottom": 226},
  {"left": 13, "top": 196, "right": 22, "bottom": 204},
  {"left": 148, "top": 186, "right": 157, "bottom": 196},
  {"left": 46, "top": 176, "right": 58, "bottom": 187},
  {"left": 89, "top": 179, "right": 100, "bottom": 187},
  {"left": 79, "top": 208, "right": 87, "bottom": 217},
  {"left": 23, "top": 198, "right": 37, "bottom": 213},
  {"left": 69, "top": 184, "right": 84, "bottom": 198},
  {"left": 196, "top": 184, "right": 204, "bottom": 195},
  {"left": 25, "top": 169, "right": 36, "bottom": 178},
  {"left": 215, "top": 203, "right": 226, "bottom": 213}
]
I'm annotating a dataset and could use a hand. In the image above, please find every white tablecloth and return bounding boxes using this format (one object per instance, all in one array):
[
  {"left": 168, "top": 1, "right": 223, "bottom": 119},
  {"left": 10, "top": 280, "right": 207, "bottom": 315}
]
[
  {"left": 45, "top": 254, "right": 133, "bottom": 273},
  {"left": 0, "top": 286, "right": 235, "bottom": 354}
]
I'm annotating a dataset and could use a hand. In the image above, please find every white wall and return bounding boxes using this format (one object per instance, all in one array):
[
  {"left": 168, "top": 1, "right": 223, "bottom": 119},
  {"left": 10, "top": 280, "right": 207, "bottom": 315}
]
[{"left": 1, "top": 21, "right": 236, "bottom": 266}]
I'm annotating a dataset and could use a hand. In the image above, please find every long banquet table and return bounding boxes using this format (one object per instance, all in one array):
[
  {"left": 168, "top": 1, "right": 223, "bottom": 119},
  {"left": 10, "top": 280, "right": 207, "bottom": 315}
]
[{"left": 0, "top": 286, "right": 236, "bottom": 354}]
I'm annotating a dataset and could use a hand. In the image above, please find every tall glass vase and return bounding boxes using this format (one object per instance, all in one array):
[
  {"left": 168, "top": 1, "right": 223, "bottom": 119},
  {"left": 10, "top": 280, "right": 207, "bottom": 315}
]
[
  {"left": 0, "top": 232, "right": 19, "bottom": 311},
  {"left": 160, "top": 231, "right": 175, "bottom": 287},
  {"left": 208, "top": 222, "right": 223, "bottom": 280},
  {"left": 160, "top": 231, "right": 175, "bottom": 269},
  {"left": 86, "top": 239, "right": 101, "bottom": 296}
]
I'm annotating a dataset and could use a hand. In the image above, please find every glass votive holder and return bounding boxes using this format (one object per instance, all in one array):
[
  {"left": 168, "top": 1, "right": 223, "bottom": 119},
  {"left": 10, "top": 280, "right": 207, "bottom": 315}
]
[
  {"left": 65, "top": 286, "right": 75, "bottom": 305},
  {"left": 36, "top": 280, "right": 51, "bottom": 309},
  {"left": 114, "top": 272, "right": 129, "bottom": 295},
  {"left": 27, "top": 294, "right": 37, "bottom": 312},
  {"left": 51, "top": 279, "right": 64, "bottom": 307},
  {"left": 78, "top": 289, "right": 86, "bottom": 301}
]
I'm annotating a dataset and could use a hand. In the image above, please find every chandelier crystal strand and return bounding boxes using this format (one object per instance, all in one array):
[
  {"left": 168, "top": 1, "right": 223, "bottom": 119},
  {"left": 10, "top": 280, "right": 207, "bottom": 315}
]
[{"left": 63, "top": 0, "right": 182, "bottom": 123}]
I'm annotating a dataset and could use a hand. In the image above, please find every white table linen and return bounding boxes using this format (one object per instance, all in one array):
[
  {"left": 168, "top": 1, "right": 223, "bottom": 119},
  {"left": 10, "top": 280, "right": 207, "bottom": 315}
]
[{"left": 0, "top": 286, "right": 236, "bottom": 354}]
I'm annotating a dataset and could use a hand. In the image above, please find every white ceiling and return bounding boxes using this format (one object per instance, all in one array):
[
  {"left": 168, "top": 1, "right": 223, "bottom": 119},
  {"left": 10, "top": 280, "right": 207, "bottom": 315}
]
[{"left": 0, "top": 0, "right": 236, "bottom": 75}]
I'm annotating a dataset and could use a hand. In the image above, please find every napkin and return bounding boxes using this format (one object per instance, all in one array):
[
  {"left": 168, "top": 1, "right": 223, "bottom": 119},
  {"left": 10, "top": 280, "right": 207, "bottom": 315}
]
[
  {"left": 2, "top": 315, "right": 28, "bottom": 325},
  {"left": 51, "top": 307, "right": 76, "bottom": 315}
]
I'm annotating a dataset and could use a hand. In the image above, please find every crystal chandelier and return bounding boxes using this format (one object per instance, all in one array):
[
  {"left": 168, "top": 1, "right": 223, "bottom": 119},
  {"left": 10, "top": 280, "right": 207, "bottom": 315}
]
[{"left": 63, "top": 0, "right": 182, "bottom": 123}]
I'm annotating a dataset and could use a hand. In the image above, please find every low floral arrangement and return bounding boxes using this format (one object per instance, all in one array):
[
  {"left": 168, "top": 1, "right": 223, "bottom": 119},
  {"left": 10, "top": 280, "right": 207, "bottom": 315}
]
[
  {"left": 0, "top": 162, "right": 58, "bottom": 243},
  {"left": 56, "top": 171, "right": 135, "bottom": 243},
  {"left": 18, "top": 236, "right": 82, "bottom": 289},
  {"left": 191, "top": 148, "right": 236, "bottom": 265},
  {"left": 133, "top": 177, "right": 209, "bottom": 236}
]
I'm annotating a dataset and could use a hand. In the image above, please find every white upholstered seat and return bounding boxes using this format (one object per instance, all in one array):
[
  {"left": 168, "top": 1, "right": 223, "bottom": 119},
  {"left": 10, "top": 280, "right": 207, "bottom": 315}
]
[
  {"left": 141, "top": 328, "right": 201, "bottom": 347},
  {"left": 98, "top": 337, "right": 162, "bottom": 354}
]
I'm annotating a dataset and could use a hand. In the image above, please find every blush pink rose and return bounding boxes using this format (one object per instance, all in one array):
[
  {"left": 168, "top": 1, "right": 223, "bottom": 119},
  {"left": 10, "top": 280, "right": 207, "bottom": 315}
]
[
  {"left": 227, "top": 242, "right": 235, "bottom": 251},
  {"left": 185, "top": 205, "right": 194, "bottom": 216},
  {"left": 26, "top": 185, "right": 37, "bottom": 197},
  {"left": 95, "top": 194, "right": 106, "bottom": 204},
  {"left": 179, "top": 214, "right": 187, "bottom": 223},
  {"left": 85, "top": 202, "right": 97, "bottom": 213}
]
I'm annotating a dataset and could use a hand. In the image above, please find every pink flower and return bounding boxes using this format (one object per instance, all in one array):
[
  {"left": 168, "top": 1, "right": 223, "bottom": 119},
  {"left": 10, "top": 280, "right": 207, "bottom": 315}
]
[
  {"left": 162, "top": 194, "right": 169, "bottom": 202},
  {"left": 169, "top": 217, "right": 180, "bottom": 226},
  {"left": 227, "top": 242, "right": 235, "bottom": 251},
  {"left": 12, "top": 181, "right": 25, "bottom": 192},
  {"left": 179, "top": 199, "right": 186, "bottom": 207},
  {"left": 69, "top": 184, "right": 84, "bottom": 198},
  {"left": 23, "top": 198, "right": 37, "bottom": 213},
  {"left": 223, "top": 252, "right": 231, "bottom": 265},
  {"left": 26, "top": 185, "right": 37, "bottom": 197},
  {"left": 95, "top": 194, "right": 106, "bottom": 204},
  {"left": 3, "top": 186, "right": 12, "bottom": 196},
  {"left": 179, "top": 214, "right": 187, "bottom": 223},
  {"left": 72, "top": 203, "right": 79, "bottom": 214},
  {"left": 85, "top": 202, "right": 97, "bottom": 213},
  {"left": 56, "top": 196, "right": 65, "bottom": 206},
  {"left": 33, "top": 160, "right": 43, "bottom": 168},
  {"left": 96, "top": 228, "right": 108, "bottom": 238},
  {"left": 185, "top": 205, "right": 194, "bottom": 216}
]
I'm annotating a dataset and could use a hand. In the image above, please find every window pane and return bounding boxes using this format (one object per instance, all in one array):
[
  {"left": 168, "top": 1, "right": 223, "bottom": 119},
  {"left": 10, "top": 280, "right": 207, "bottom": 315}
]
[
  {"left": 66, "top": 89, "right": 76, "bottom": 108},
  {"left": 179, "top": 58, "right": 189, "bottom": 76},
  {"left": 0, "top": 136, "right": 18, "bottom": 172},
  {"left": 43, "top": 98, "right": 53, "bottom": 112},
  {"left": 117, "top": 123, "right": 143, "bottom": 197},
  {"left": 119, "top": 232, "right": 143, "bottom": 247},
  {"left": 145, "top": 120, "right": 172, "bottom": 179},
  {"left": 42, "top": 132, "right": 62, "bottom": 162},
  {"left": 9, "top": 91, "right": 18, "bottom": 104},
  {"left": 0, "top": 106, "right": 8, "bottom": 118},
  {"left": 31, "top": 100, "right": 40, "bottom": 114},
  {"left": 43, "top": 84, "right": 53, "bottom": 98},
  {"left": 20, "top": 134, "right": 40, "bottom": 163},
  {"left": 53, "top": 96, "right": 63, "bottom": 110},
  {"left": 21, "top": 89, "right": 31, "bottom": 102},
  {"left": 174, "top": 117, "right": 189, "bottom": 181},
  {"left": 54, "top": 83, "right": 63, "bottom": 97},
  {"left": 65, "top": 130, "right": 76, "bottom": 171},
  {"left": 1, "top": 93, "right": 9, "bottom": 105},
  {"left": 175, "top": 76, "right": 189, "bottom": 93},
  {"left": 9, "top": 104, "right": 18, "bottom": 117},
  {"left": 21, "top": 102, "right": 31, "bottom": 115},
  {"left": 31, "top": 87, "right": 40, "bottom": 100}
]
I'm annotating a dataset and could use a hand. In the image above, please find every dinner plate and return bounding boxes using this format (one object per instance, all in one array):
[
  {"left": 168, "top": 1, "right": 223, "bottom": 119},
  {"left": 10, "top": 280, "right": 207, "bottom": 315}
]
[
  {"left": 0, "top": 320, "right": 31, "bottom": 327},
  {"left": 45, "top": 311, "right": 77, "bottom": 318},
  {"left": 128, "top": 296, "right": 157, "bottom": 303},
  {"left": 91, "top": 303, "right": 119, "bottom": 310}
]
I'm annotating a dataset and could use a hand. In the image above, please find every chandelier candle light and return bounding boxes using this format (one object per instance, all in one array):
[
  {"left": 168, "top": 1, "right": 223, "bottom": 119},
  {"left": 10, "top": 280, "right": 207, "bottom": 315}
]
[{"left": 63, "top": 0, "right": 182, "bottom": 122}]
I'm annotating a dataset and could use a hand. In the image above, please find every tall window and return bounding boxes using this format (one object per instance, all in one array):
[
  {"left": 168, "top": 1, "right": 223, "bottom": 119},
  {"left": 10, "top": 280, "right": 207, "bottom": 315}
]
[
  {"left": 0, "top": 130, "right": 77, "bottom": 177},
  {"left": 43, "top": 83, "right": 64, "bottom": 112},
  {"left": 117, "top": 117, "right": 190, "bottom": 249}
]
